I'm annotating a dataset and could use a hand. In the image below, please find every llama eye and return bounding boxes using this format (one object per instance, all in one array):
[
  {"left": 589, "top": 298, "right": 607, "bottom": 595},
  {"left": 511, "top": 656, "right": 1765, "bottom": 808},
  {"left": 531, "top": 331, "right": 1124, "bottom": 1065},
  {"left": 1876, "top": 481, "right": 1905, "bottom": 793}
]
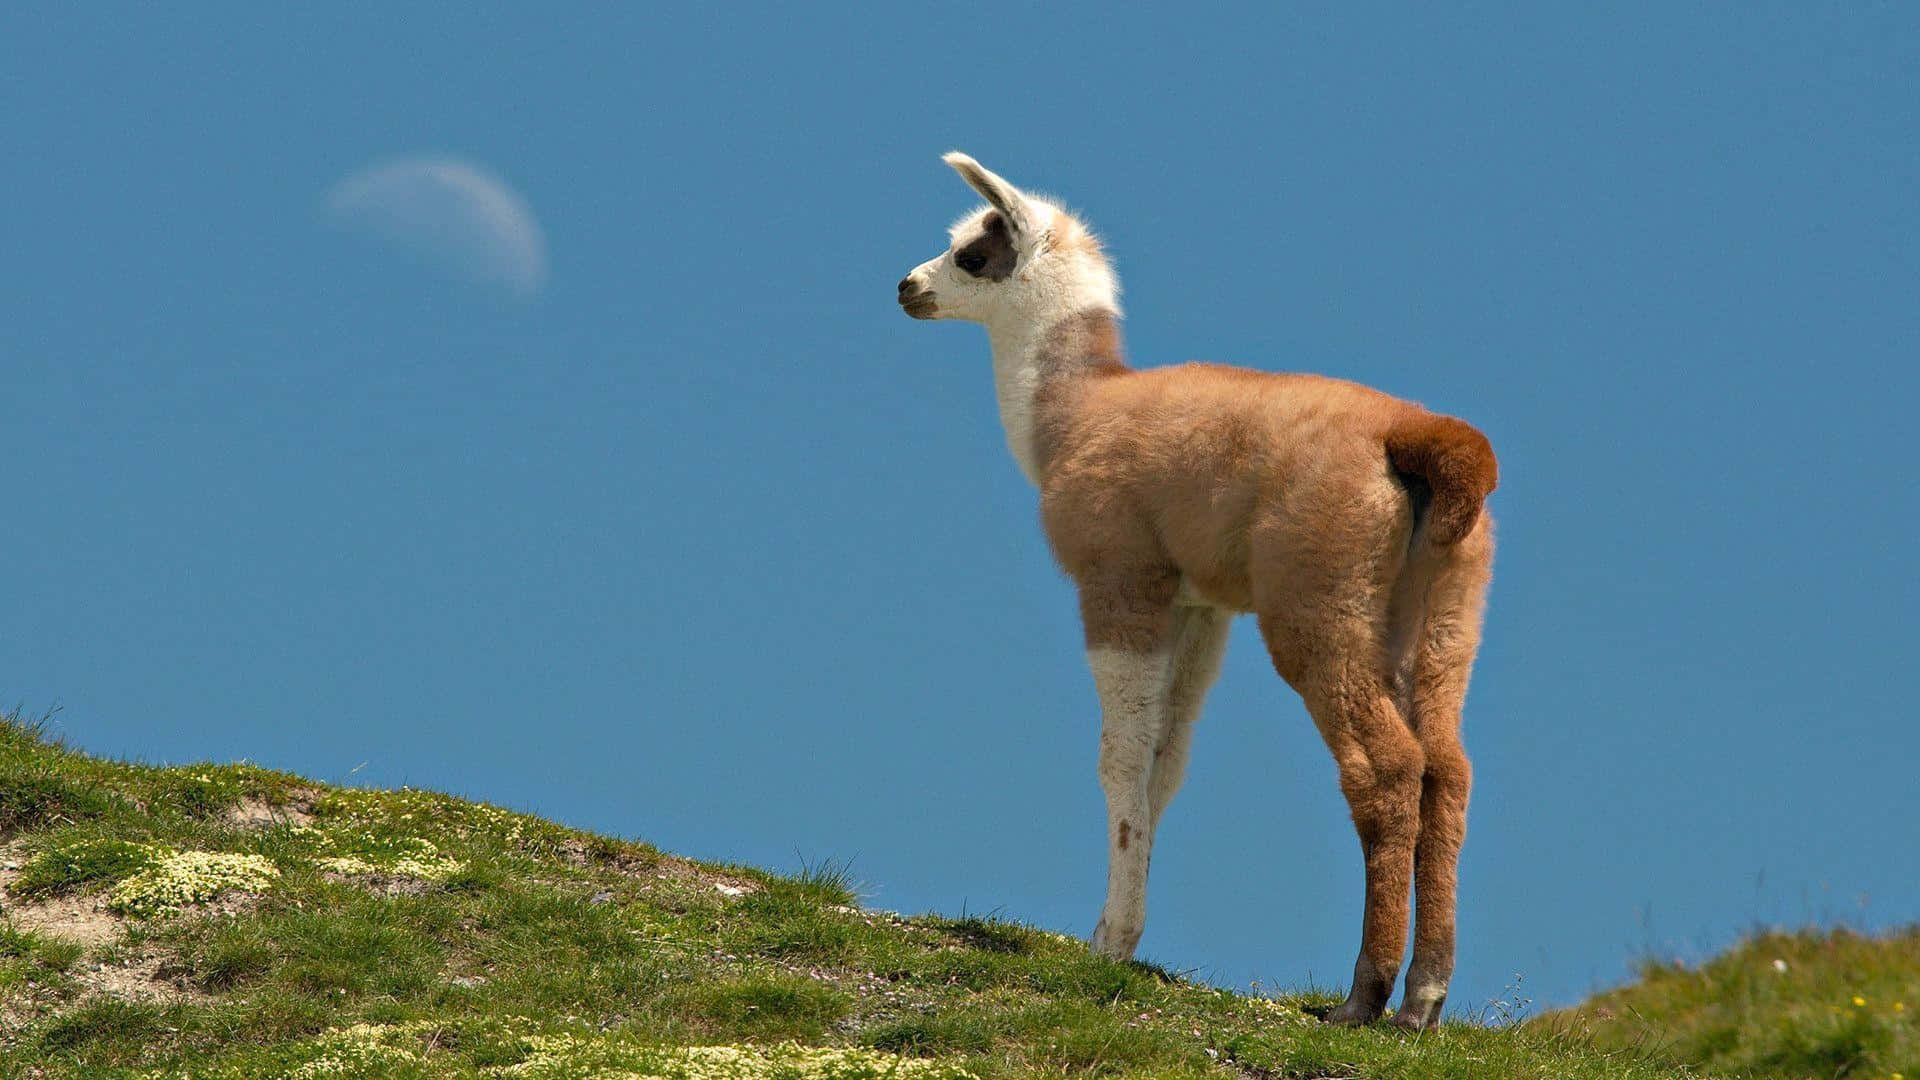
[{"left": 955, "top": 252, "right": 988, "bottom": 275}]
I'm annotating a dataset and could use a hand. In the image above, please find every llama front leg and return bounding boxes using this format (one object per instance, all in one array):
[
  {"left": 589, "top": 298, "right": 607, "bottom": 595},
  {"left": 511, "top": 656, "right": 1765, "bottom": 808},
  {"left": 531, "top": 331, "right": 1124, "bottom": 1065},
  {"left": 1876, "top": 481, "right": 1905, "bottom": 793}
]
[
  {"left": 1080, "top": 579, "right": 1177, "bottom": 961},
  {"left": 1088, "top": 645, "right": 1171, "bottom": 959}
]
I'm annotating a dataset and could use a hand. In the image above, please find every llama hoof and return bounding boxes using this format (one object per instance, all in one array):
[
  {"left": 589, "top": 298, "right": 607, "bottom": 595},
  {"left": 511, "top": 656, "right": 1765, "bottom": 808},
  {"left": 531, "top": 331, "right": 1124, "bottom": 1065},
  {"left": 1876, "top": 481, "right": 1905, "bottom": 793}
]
[
  {"left": 1315, "top": 996, "right": 1385, "bottom": 1027},
  {"left": 1089, "top": 919, "right": 1140, "bottom": 960},
  {"left": 1313, "top": 963, "right": 1393, "bottom": 1025},
  {"left": 1390, "top": 987, "right": 1447, "bottom": 1031},
  {"left": 1388, "top": 1003, "right": 1442, "bottom": 1032}
]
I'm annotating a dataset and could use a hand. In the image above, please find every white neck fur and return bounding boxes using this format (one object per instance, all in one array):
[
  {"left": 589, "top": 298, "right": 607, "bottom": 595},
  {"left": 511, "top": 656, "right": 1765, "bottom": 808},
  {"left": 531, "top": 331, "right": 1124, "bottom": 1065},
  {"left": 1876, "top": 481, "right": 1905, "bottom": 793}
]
[
  {"left": 986, "top": 320, "right": 1050, "bottom": 485},
  {"left": 983, "top": 261, "right": 1121, "bottom": 486}
]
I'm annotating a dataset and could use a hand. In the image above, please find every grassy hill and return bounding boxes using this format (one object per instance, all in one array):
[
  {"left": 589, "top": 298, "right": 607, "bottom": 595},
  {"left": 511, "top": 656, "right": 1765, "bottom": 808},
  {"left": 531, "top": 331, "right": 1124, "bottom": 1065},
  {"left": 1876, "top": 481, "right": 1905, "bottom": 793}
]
[
  {"left": 1538, "top": 927, "right": 1919, "bottom": 1078},
  {"left": 1, "top": 708, "right": 1910, "bottom": 1078}
]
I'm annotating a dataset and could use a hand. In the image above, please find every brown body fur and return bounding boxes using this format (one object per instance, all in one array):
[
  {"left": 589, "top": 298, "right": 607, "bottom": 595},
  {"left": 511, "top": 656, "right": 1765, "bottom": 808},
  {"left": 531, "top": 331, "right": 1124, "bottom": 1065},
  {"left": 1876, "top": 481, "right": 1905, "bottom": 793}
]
[
  {"left": 1041, "top": 352, "right": 1490, "bottom": 617},
  {"left": 1038, "top": 316, "right": 1496, "bottom": 1029}
]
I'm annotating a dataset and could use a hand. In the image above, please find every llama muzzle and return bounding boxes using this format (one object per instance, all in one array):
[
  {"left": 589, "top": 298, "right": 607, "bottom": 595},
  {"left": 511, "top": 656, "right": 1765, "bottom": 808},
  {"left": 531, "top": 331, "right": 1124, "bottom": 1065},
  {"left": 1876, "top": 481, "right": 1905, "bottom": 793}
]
[{"left": 897, "top": 276, "right": 938, "bottom": 319}]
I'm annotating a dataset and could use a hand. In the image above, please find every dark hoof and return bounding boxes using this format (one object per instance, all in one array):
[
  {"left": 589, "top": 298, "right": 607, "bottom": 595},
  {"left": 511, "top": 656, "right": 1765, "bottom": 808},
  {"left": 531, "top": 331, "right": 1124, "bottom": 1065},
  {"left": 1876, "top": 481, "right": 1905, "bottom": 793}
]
[
  {"left": 1316, "top": 997, "right": 1386, "bottom": 1026},
  {"left": 1314, "top": 964, "right": 1393, "bottom": 1026}
]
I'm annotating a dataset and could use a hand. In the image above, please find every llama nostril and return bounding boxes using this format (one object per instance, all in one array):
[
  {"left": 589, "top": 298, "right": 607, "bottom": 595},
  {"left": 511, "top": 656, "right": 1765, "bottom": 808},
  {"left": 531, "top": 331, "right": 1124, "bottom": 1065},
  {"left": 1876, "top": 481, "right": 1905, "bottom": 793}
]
[{"left": 898, "top": 277, "right": 915, "bottom": 295}]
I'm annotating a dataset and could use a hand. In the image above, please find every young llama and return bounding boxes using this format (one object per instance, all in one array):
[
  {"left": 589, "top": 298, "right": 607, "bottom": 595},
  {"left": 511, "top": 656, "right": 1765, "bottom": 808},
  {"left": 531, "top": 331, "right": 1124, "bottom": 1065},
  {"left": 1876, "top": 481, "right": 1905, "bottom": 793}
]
[{"left": 897, "top": 153, "right": 1497, "bottom": 1029}]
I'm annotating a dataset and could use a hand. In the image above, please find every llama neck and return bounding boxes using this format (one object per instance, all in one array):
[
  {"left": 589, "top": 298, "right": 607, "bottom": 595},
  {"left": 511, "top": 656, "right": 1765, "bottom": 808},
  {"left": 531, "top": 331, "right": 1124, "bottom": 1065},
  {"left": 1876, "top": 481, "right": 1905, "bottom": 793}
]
[{"left": 987, "top": 308, "right": 1126, "bottom": 485}]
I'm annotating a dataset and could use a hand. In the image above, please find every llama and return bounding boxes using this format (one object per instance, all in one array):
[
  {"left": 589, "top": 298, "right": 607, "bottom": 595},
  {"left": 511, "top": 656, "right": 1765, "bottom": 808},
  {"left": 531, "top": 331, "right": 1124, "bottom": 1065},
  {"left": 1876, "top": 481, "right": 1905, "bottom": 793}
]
[{"left": 896, "top": 153, "right": 1497, "bottom": 1029}]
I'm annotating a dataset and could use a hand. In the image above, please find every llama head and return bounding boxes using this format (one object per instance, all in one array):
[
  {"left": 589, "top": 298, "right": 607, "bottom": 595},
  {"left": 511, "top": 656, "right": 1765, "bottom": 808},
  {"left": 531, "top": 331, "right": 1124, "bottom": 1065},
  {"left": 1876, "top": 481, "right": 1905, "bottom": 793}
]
[{"left": 898, "top": 153, "right": 1119, "bottom": 332}]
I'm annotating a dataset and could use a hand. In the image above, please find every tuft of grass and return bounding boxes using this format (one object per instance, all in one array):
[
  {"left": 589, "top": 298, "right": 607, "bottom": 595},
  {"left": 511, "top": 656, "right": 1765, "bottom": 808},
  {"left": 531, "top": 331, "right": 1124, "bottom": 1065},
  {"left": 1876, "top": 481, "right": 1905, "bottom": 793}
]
[
  {"left": 264, "top": 902, "right": 450, "bottom": 999},
  {"left": 0, "top": 923, "right": 85, "bottom": 973},
  {"left": 181, "top": 921, "right": 279, "bottom": 990},
  {"left": 31, "top": 997, "right": 167, "bottom": 1057},
  {"left": 144, "top": 766, "right": 251, "bottom": 820},
  {"left": 785, "top": 855, "right": 861, "bottom": 907},
  {"left": 939, "top": 915, "right": 1037, "bottom": 955},
  {"left": 864, "top": 1011, "right": 998, "bottom": 1058},
  {"left": 0, "top": 765, "right": 126, "bottom": 835},
  {"left": 8, "top": 833, "right": 153, "bottom": 897},
  {"left": 664, "top": 972, "right": 854, "bottom": 1041}
]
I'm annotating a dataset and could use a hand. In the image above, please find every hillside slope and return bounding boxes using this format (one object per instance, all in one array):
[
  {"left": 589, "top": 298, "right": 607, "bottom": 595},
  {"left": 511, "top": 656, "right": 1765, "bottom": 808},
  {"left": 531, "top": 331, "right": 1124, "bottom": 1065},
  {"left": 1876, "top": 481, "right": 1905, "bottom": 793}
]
[
  {"left": 0, "top": 708, "right": 1863, "bottom": 1078},
  {"left": 1540, "top": 926, "right": 1919, "bottom": 1077}
]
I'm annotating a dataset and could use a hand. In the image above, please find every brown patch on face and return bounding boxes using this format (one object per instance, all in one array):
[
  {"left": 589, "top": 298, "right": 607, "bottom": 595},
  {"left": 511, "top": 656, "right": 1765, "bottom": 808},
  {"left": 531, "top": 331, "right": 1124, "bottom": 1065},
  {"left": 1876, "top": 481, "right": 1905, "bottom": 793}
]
[
  {"left": 1116, "top": 820, "right": 1131, "bottom": 850},
  {"left": 954, "top": 211, "right": 1018, "bottom": 281}
]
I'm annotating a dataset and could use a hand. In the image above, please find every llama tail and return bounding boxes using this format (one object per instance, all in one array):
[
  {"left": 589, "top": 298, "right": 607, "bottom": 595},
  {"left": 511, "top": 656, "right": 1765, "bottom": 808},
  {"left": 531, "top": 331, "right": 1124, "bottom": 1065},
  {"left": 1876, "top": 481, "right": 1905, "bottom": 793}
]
[{"left": 1385, "top": 411, "right": 1499, "bottom": 546}]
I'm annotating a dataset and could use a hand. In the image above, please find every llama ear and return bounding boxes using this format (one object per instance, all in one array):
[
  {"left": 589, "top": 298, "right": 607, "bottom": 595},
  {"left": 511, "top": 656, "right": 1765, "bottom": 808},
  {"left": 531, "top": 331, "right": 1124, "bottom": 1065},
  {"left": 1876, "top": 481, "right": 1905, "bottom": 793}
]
[{"left": 943, "top": 152, "right": 1041, "bottom": 241}]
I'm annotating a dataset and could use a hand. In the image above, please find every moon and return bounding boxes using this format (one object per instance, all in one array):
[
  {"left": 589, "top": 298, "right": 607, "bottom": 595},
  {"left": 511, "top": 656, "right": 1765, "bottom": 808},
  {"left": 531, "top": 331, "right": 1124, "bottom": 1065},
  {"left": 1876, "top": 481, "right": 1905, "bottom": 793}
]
[{"left": 327, "top": 155, "right": 548, "bottom": 299}]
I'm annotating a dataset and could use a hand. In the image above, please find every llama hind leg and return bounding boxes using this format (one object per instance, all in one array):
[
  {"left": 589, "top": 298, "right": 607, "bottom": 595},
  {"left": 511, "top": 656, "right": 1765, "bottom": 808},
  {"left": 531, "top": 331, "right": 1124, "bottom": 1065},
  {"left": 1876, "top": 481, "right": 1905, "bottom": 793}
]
[
  {"left": 1081, "top": 576, "right": 1178, "bottom": 960},
  {"left": 1146, "top": 605, "right": 1231, "bottom": 838},
  {"left": 1308, "top": 674, "right": 1425, "bottom": 1026},
  {"left": 1256, "top": 498, "right": 1423, "bottom": 1027},
  {"left": 1392, "top": 722, "right": 1469, "bottom": 1031},
  {"left": 1392, "top": 526, "right": 1492, "bottom": 1031},
  {"left": 1264, "top": 587, "right": 1423, "bottom": 1027}
]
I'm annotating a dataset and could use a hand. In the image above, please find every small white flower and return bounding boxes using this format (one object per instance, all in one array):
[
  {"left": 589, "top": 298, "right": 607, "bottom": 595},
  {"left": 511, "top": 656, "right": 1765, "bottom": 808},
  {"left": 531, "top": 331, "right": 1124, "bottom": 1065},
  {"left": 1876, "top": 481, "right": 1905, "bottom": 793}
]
[{"left": 1772, "top": 958, "right": 1789, "bottom": 973}]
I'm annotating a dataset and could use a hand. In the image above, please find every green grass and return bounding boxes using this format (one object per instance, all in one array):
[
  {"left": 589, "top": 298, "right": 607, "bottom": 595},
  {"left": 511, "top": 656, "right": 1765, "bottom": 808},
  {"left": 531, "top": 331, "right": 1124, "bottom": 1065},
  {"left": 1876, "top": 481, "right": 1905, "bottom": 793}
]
[
  {"left": 1, "top": 707, "right": 1910, "bottom": 1077},
  {"left": 8, "top": 835, "right": 152, "bottom": 898},
  {"left": 1538, "top": 926, "right": 1920, "bottom": 1077}
]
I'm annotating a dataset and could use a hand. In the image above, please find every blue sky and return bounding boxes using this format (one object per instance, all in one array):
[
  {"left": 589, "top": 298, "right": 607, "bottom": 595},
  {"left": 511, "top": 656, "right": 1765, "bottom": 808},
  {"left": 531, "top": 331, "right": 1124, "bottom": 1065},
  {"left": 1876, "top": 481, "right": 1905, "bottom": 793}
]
[{"left": 5, "top": 6, "right": 1916, "bottom": 1013}]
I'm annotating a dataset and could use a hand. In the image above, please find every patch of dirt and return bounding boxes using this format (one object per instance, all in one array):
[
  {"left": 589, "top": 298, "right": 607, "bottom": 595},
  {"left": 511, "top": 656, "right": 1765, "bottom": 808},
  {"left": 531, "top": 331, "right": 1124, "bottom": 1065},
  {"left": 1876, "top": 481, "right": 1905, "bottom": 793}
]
[
  {"left": 0, "top": 846, "right": 124, "bottom": 949},
  {"left": 0, "top": 847, "right": 208, "bottom": 1030},
  {"left": 195, "top": 892, "right": 268, "bottom": 921},
  {"left": 651, "top": 855, "right": 761, "bottom": 897},
  {"left": 71, "top": 948, "right": 207, "bottom": 1005},
  {"left": 225, "top": 791, "right": 317, "bottom": 828},
  {"left": 0, "top": 891, "right": 122, "bottom": 950},
  {"left": 555, "top": 838, "right": 761, "bottom": 899},
  {"left": 555, "top": 837, "right": 653, "bottom": 874}
]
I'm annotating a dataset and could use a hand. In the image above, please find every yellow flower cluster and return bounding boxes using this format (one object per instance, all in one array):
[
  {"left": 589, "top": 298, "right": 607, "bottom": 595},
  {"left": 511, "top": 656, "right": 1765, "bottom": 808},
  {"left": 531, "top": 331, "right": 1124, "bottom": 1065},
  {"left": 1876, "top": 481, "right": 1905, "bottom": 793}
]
[
  {"left": 106, "top": 849, "right": 280, "bottom": 917},
  {"left": 312, "top": 855, "right": 381, "bottom": 876},
  {"left": 314, "top": 786, "right": 571, "bottom": 859},
  {"left": 286, "top": 1022, "right": 434, "bottom": 1077},
  {"left": 502, "top": 1036, "right": 978, "bottom": 1079},
  {"left": 314, "top": 836, "right": 462, "bottom": 881}
]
